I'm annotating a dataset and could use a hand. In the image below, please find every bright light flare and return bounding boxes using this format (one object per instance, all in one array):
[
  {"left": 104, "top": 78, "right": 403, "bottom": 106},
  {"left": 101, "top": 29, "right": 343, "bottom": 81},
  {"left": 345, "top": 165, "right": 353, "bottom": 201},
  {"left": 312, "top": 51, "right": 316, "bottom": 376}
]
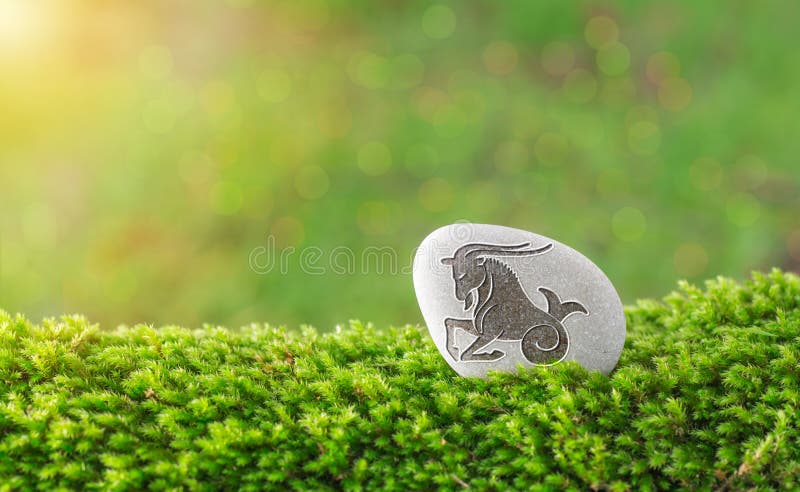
[{"left": 0, "top": 0, "right": 52, "bottom": 58}]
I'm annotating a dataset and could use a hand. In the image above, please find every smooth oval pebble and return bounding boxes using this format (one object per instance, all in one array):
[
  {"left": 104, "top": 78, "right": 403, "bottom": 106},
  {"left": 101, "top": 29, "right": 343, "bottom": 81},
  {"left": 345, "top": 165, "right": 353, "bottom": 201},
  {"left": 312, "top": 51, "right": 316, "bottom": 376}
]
[{"left": 413, "top": 223, "right": 626, "bottom": 377}]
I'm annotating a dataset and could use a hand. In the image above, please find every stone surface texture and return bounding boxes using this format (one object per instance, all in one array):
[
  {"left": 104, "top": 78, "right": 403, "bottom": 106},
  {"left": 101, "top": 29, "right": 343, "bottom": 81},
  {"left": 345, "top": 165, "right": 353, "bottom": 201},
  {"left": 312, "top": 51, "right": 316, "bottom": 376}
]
[{"left": 413, "top": 223, "right": 626, "bottom": 377}]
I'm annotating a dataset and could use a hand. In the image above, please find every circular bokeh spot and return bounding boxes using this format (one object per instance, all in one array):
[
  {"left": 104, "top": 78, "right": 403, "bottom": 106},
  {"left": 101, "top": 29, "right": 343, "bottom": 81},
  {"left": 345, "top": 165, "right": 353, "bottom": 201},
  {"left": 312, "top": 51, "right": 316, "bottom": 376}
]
[
  {"left": 540, "top": 41, "right": 575, "bottom": 76},
  {"left": 421, "top": 5, "right": 456, "bottom": 39},
  {"left": 726, "top": 193, "right": 761, "bottom": 227},
  {"left": 596, "top": 42, "right": 630, "bottom": 76},
  {"left": 358, "top": 141, "right": 393, "bottom": 176},
  {"left": 294, "top": 165, "right": 330, "bottom": 200},
  {"left": 392, "top": 54, "right": 425, "bottom": 89},
  {"left": 612, "top": 207, "right": 646, "bottom": 241},
  {"left": 483, "top": 41, "right": 518, "bottom": 76},
  {"left": 646, "top": 51, "right": 681, "bottom": 84},
  {"left": 351, "top": 52, "right": 390, "bottom": 90},
  {"left": 673, "top": 242, "right": 709, "bottom": 277},
  {"left": 585, "top": 16, "right": 619, "bottom": 50}
]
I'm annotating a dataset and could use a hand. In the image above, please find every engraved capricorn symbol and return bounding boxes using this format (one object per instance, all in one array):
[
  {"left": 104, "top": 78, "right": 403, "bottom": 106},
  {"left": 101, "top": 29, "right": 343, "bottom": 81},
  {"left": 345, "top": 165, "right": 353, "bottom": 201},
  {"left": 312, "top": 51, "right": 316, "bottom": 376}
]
[{"left": 441, "top": 242, "right": 588, "bottom": 365}]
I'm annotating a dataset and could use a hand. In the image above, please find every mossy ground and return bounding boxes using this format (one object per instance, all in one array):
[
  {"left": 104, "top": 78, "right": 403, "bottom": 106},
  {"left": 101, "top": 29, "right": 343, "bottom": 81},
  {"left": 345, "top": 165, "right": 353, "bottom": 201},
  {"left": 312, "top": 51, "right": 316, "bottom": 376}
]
[{"left": 2, "top": 270, "right": 800, "bottom": 491}]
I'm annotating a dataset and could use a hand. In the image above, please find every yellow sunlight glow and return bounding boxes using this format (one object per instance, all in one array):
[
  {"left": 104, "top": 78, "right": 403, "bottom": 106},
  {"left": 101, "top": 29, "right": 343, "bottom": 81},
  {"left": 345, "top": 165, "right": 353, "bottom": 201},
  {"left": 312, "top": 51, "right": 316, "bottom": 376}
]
[{"left": 0, "top": 0, "right": 51, "bottom": 57}]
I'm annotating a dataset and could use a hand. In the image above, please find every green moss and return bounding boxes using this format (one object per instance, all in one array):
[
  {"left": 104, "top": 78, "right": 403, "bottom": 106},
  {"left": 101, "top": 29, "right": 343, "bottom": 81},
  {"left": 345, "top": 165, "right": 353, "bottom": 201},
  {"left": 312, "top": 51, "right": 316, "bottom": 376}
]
[{"left": 2, "top": 269, "right": 800, "bottom": 490}]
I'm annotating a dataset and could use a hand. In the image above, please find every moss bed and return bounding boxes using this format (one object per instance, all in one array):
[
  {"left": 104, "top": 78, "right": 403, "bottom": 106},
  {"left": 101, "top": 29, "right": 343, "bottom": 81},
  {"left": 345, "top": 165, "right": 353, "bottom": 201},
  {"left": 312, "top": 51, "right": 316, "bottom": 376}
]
[{"left": 2, "top": 270, "right": 800, "bottom": 490}]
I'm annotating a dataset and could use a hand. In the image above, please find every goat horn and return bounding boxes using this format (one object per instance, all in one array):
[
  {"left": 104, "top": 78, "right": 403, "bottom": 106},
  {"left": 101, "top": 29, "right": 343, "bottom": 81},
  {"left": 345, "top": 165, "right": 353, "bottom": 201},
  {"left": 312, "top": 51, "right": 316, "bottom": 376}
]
[
  {"left": 459, "top": 242, "right": 527, "bottom": 251},
  {"left": 460, "top": 242, "right": 531, "bottom": 255},
  {"left": 444, "top": 242, "right": 524, "bottom": 262},
  {"left": 468, "top": 243, "right": 553, "bottom": 258}
]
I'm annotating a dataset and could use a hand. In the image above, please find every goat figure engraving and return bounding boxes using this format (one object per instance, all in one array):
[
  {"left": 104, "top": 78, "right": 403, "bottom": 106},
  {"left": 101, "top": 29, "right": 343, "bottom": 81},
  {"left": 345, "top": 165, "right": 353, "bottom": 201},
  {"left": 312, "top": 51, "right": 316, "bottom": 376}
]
[{"left": 441, "top": 242, "right": 588, "bottom": 364}]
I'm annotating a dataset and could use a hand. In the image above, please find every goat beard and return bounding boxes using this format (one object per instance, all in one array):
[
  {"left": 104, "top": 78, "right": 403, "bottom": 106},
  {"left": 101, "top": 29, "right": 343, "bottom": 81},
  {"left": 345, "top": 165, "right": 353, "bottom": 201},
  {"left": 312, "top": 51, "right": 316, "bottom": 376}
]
[{"left": 464, "top": 289, "right": 476, "bottom": 311}]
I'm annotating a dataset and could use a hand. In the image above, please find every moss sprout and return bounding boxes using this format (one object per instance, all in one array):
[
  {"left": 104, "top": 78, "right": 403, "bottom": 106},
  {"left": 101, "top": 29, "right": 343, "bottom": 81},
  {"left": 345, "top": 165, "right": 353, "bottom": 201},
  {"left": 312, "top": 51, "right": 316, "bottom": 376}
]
[{"left": 2, "top": 270, "right": 800, "bottom": 490}]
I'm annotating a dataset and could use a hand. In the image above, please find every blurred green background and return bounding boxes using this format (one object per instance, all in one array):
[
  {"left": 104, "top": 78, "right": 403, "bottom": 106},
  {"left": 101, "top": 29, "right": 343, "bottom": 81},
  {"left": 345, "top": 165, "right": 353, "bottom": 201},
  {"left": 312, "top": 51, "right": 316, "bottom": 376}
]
[{"left": 1, "top": 1, "right": 798, "bottom": 330}]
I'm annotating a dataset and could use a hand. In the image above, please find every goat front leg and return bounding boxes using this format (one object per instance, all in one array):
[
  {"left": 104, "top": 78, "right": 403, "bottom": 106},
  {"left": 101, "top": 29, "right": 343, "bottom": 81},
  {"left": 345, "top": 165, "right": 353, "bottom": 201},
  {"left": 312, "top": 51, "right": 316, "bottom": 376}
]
[
  {"left": 460, "top": 335, "right": 504, "bottom": 362},
  {"left": 444, "top": 318, "right": 478, "bottom": 361}
]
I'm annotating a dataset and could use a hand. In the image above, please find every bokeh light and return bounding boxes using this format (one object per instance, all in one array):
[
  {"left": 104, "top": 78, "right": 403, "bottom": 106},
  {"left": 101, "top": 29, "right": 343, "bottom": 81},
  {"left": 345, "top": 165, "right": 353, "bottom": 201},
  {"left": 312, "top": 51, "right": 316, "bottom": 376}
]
[
  {"left": 585, "top": 16, "right": 619, "bottom": 50},
  {"left": 0, "top": 1, "right": 797, "bottom": 330},
  {"left": 674, "top": 243, "right": 709, "bottom": 277},
  {"left": 596, "top": 42, "right": 630, "bottom": 76},
  {"left": 612, "top": 207, "right": 647, "bottom": 242},
  {"left": 727, "top": 193, "right": 761, "bottom": 228},
  {"left": 483, "top": 41, "right": 518, "bottom": 76},
  {"left": 541, "top": 41, "right": 576, "bottom": 76},
  {"left": 658, "top": 77, "right": 692, "bottom": 111},
  {"left": 646, "top": 51, "right": 681, "bottom": 84},
  {"left": 627, "top": 121, "right": 661, "bottom": 156},
  {"left": 421, "top": 5, "right": 456, "bottom": 40}
]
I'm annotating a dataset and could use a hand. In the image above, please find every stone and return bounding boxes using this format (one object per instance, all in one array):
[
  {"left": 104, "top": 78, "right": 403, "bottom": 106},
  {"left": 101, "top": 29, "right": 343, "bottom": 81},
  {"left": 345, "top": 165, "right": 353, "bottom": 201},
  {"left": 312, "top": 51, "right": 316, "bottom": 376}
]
[{"left": 413, "top": 223, "right": 626, "bottom": 377}]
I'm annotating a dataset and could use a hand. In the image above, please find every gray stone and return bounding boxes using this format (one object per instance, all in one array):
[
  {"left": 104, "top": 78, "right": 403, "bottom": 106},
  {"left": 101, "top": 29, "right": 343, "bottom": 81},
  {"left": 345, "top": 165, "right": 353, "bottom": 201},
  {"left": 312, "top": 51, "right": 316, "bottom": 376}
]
[{"left": 413, "top": 223, "right": 625, "bottom": 377}]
